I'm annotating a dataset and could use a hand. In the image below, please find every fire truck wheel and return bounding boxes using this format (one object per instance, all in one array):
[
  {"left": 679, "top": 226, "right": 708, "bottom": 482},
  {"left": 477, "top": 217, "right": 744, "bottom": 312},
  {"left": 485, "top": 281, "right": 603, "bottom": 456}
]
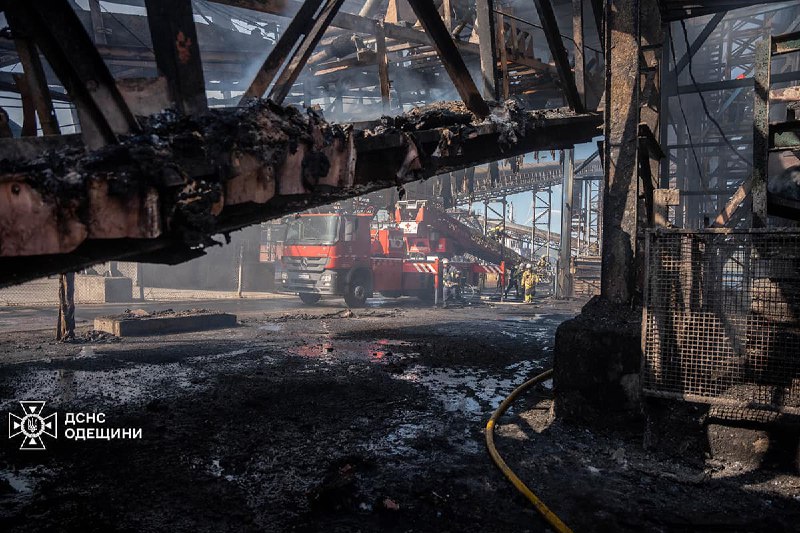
[
  {"left": 298, "top": 292, "right": 321, "bottom": 305},
  {"left": 344, "top": 274, "right": 369, "bottom": 308}
]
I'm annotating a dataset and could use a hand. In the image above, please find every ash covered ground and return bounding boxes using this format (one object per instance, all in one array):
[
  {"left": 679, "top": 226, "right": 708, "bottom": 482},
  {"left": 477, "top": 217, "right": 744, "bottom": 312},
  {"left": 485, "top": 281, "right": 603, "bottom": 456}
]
[{"left": 0, "top": 297, "right": 798, "bottom": 531}]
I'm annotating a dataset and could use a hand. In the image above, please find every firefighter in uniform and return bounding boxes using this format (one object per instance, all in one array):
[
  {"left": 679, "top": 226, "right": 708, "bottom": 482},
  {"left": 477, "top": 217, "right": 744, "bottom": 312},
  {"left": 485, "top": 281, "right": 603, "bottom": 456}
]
[
  {"left": 504, "top": 263, "right": 520, "bottom": 299},
  {"left": 442, "top": 258, "right": 459, "bottom": 307},
  {"left": 521, "top": 263, "right": 537, "bottom": 303}
]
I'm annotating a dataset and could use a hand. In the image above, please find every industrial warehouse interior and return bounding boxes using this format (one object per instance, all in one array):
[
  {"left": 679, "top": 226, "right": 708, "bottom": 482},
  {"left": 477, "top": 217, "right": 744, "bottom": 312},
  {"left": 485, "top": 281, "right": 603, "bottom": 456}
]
[{"left": 0, "top": 0, "right": 799, "bottom": 531}]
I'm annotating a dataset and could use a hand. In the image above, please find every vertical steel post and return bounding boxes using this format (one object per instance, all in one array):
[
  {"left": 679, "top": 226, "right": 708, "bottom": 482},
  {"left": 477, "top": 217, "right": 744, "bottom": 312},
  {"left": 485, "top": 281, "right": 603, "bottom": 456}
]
[
  {"left": 531, "top": 189, "right": 537, "bottom": 260},
  {"left": 434, "top": 258, "right": 440, "bottom": 306},
  {"left": 557, "top": 149, "right": 574, "bottom": 298},
  {"left": 237, "top": 242, "right": 245, "bottom": 298}
]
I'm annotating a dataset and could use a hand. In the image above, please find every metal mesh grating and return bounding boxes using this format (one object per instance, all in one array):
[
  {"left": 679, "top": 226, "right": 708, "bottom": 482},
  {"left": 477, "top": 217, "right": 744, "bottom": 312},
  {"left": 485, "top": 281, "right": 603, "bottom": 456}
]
[{"left": 642, "top": 229, "right": 800, "bottom": 414}]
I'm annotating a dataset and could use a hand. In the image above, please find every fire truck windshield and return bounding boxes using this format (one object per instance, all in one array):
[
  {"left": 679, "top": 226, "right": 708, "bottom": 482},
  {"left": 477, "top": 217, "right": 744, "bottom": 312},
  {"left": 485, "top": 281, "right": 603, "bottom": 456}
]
[{"left": 284, "top": 215, "right": 340, "bottom": 245}]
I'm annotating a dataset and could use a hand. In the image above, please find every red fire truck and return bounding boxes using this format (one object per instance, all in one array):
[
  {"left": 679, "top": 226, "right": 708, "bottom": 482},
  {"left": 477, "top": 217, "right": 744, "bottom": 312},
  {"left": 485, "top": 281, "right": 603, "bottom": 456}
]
[{"left": 275, "top": 201, "right": 522, "bottom": 307}]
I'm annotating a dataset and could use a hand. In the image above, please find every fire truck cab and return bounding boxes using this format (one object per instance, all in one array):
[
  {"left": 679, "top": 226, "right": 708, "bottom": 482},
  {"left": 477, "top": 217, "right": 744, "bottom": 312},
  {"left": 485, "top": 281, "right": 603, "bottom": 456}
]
[{"left": 277, "top": 212, "right": 375, "bottom": 307}]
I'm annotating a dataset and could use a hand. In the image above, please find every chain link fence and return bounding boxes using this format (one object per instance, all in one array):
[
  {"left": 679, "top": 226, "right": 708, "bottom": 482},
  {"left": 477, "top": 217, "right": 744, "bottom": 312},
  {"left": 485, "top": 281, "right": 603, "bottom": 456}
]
[{"left": 642, "top": 228, "right": 800, "bottom": 414}]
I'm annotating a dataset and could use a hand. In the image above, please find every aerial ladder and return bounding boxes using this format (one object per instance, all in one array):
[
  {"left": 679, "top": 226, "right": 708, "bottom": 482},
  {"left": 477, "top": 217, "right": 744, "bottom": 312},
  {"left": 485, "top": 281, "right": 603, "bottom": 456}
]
[{"left": 394, "top": 200, "right": 527, "bottom": 267}]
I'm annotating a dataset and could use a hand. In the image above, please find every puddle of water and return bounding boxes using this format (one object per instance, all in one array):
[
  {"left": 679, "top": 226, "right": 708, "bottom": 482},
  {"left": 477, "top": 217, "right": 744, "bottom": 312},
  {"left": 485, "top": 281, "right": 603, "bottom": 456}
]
[
  {"left": 189, "top": 348, "right": 250, "bottom": 362},
  {"left": 2, "top": 472, "right": 33, "bottom": 493},
  {"left": 291, "top": 342, "right": 335, "bottom": 358},
  {"left": 258, "top": 323, "right": 283, "bottom": 332},
  {"left": 395, "top": 359, "right": 545, "bottom": 421},
  {"left": 376, "top": 339, "right": 413, "bottom": 347},
  {"left": 288, "top": 338, "right": 416, "bottom": 363},
  {"left": 499, "top": 314, "right": 545, "bottom": 323}
]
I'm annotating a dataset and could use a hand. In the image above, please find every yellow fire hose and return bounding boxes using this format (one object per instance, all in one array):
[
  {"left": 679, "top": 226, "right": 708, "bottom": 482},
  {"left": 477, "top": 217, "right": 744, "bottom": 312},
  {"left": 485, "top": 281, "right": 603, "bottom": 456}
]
[{"left": 485, "top": 368, "right": 573, "bottom": 533}]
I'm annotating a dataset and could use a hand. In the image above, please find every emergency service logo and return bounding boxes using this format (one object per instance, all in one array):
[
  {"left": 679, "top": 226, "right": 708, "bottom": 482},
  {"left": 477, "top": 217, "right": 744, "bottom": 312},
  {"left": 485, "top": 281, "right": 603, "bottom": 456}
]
[{"left": 8, "top": 401, "right": 57, "bottom": 450}]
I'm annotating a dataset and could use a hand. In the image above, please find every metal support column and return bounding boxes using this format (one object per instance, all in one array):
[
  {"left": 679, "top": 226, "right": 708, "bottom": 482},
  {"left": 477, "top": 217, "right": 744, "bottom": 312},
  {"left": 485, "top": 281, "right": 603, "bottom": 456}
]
[
  {"left": 600, "top": 0, "right": 640, "bottom": 304},
  {"left": 531, "top": 190, "right": 536, "bottom": 260},
  {"left": 475, "top": 0, "right": 498, "bottom": 100},
  {"left": 557, "top": 149, "right": 574, "bottom": 298}
]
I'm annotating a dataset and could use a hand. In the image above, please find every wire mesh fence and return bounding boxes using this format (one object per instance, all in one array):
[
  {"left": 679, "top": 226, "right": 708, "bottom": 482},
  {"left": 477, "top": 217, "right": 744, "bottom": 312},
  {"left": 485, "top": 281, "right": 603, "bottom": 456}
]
[{"left": 642, "top": 228, "right": 800, "bottom": 414}]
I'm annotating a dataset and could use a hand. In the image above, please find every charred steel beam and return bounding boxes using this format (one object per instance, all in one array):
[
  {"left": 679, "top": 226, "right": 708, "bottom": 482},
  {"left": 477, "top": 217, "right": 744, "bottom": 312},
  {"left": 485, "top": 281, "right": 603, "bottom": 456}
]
[
  {"left": 589, "top": 0, "right": 603, "bottom": 54},
  {"left": 269, "top": 0, "right": 347, "bottom": 104},
  {"left": 11, "top": 36, "right": 60, "bottom": 135},
  {"left": 241, "top": 0, "right": 327, "bottom": 101},
  {"left": 572, "top": 0, "right": 585, "bottom": 108},
  {"left": 405, "top": 0, "right": 490, "bottom": 117},
  {"left": 670, "top": 69, "right": 800, "bottom": 95},
  {"left": 673, "top": 11, "right": 726, "bottom": 75},
  {"left": 533, "top": 0, "right": 584, "bottom": 113},
  {"left": 0, "top": 102, "right": 600, "bottom": 286},
  {"left": 144, "top": 0, "right": 208, "bottom": 115},
  {"left": 752, "top": 37, "right": 770, "bottom": 228},
  {"left": 13, "top": 74, "right": 36, "bottom": 137},
  {"left": 376, "top": 21, "right": 391, "bottom": 112},
  {"left": 4, "top": 1, "right": 139, "bottom": 149},
  {"left": 475, "top": 0, "right": 498, "bottom": 100},
  {"left": 601, "top": 0, "right": 640, "bottom": 304}
]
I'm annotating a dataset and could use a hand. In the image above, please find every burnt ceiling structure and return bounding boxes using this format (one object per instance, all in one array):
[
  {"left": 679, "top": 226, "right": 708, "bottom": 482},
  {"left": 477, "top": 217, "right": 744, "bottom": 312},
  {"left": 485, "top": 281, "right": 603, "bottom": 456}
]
[
  {"left": 0, "top": 0, "right": 795, "bottom": 293},
  {"left": 0, "top": 0, "right": 603, "bottom": 287}
]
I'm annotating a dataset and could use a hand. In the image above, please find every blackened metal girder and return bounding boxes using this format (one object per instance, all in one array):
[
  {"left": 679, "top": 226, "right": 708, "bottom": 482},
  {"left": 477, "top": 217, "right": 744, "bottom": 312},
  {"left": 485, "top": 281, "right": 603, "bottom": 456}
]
[
  {"left": 752, "top": 37, "right": 771, "bottom": 228},
  {"left": 5, "top": 1, "right": 139, "bottom": 148},
  {"left": 673, "top": 11, "right": 726, "bottom": 75},
  {"left": 406, "top": 0, "right": 491, "bottom": 117},
  {"left": 533, "top": 0, "right": 584, "bottom": 113},
  {"left": 144, "top": 0, "right": 208, "bottom": 115},
  {"left": 268, "top": 0, "right": 347, "bottom": 104},
  {"left": 241, "top": 0, "right": 327, "bottom": 101},
  {"left": 11, "top": 36, "right": 60, "bottom": 135},
  {"left": 589, "top": 0, "right": 603, "bottom": 54}
]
